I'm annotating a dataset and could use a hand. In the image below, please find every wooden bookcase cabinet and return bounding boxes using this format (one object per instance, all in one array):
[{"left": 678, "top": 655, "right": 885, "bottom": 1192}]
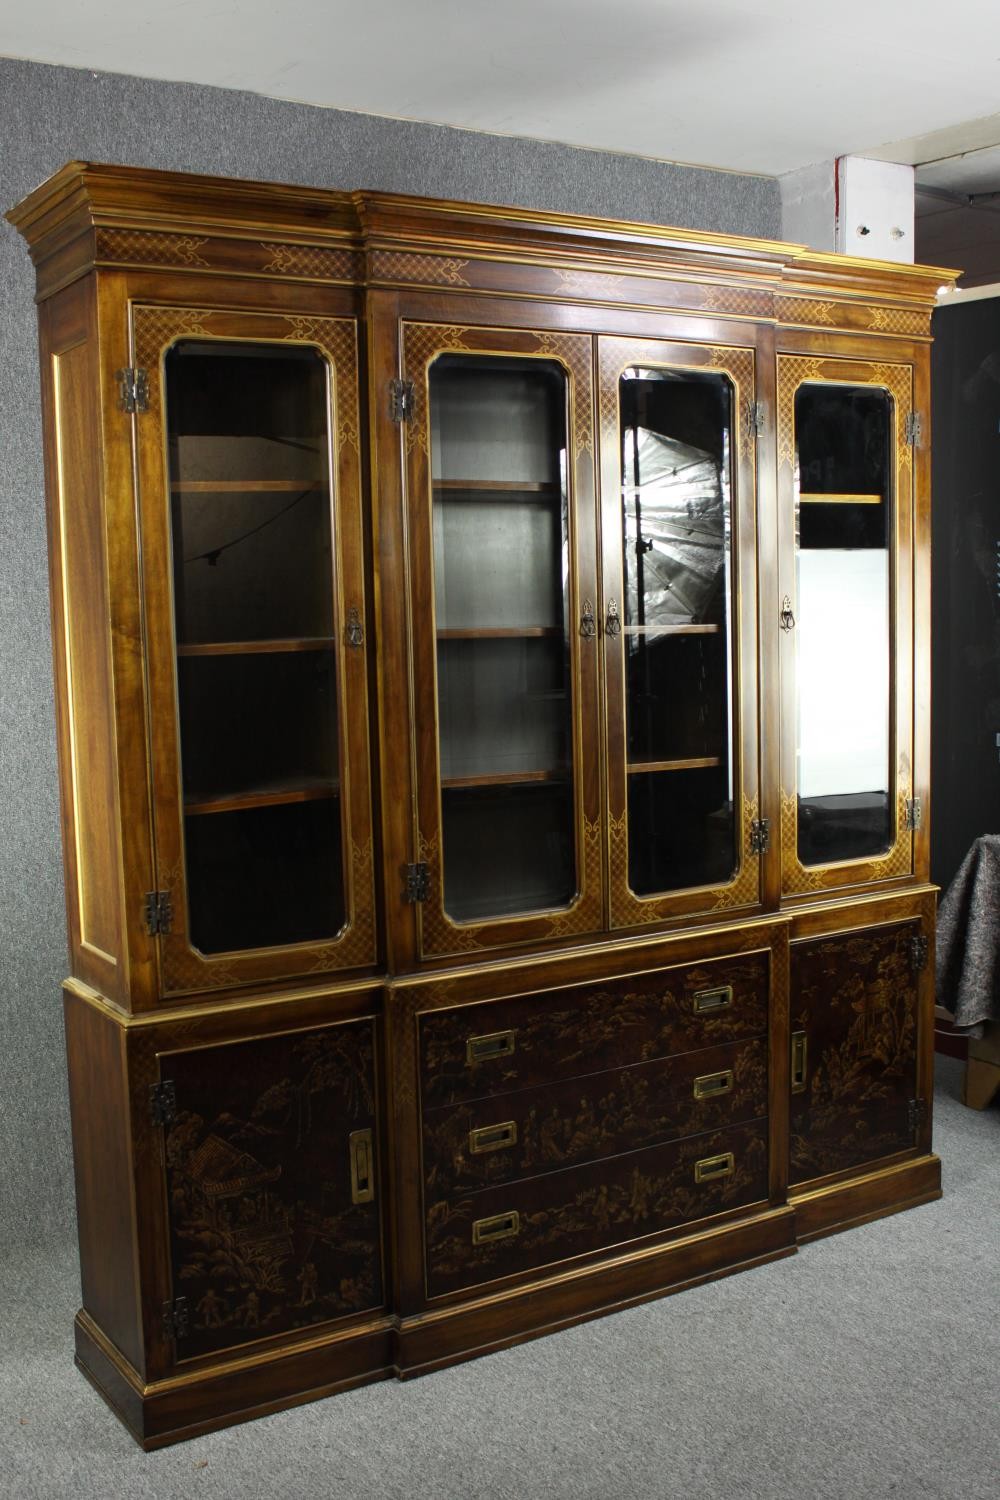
[{"left": 8, "top": 163, "right": 952, "bottom": 1447}]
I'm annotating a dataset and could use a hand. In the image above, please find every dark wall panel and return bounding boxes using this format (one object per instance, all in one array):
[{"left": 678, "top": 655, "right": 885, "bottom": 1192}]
[{"left": 930, "top": 299, "right": 1000, "bottom": 894}]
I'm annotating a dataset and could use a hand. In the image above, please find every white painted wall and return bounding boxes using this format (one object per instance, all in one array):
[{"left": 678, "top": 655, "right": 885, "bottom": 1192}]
[{"left": 781, "top": 156, "right": 914, "bottom": 261}]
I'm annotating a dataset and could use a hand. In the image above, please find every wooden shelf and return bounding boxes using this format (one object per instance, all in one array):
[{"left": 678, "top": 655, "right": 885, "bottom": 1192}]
[
  {"left": 436, "top": 627, "right": 562, "bottom": 640},
  {"left": 627, "top": 756, "right": 722, "bottom": 774},
  {"left": 624, "top": 624, "right": 720, "bottom": 637},
  {"left": 184, "top": 777, "right": 340, "bottom": 816},
  {"left": 433, "top": 478, "right": 561, "bottom": 494},
  {"left": 441, "top": 769, "right": 568, "bottom": 789},
  {"left": 799, "top": 492, "right": 883, "bottom": 505},
  {"left": 171, "top": 479, "right": 326, "bottom": 494},
  {"left": 177, "top": 637, "right": 335, "bottom": 657}
]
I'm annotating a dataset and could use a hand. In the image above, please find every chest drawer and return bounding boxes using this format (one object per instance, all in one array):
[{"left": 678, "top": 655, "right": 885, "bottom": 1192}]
[
  {"left": 423, "top": 1035, "right": 767, "bottom": 1198},
  {"left": 419, "top": 951, "right": 769, "bottom": 1108},
  {"left": 425, "top": 1118, "right": 768, "bottom": 1298}
]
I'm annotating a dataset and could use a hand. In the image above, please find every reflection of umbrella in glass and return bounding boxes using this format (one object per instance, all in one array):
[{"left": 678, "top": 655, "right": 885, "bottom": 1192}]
[{"left": 623, "top": 427, "right": 726, "bottom": 626}]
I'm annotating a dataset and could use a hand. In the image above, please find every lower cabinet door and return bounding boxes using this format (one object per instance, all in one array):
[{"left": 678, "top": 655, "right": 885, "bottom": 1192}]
[
  {"left": 789, "top": 922, "right": 921, "bottom": 1188},
  {"left": 158, "top": 1019, "right": 383, "bottom": 1362},
  {"left": 425, "top": 1119, "right": 768, "bottom": 1298}
]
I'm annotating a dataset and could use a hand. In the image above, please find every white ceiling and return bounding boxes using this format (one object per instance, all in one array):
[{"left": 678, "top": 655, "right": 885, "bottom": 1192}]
[
  {"left": 6, "top": 0, "right": 1000, "bottom": 282},
  {"left": 3, "top": 0, "right": 1000, "bottom": 178}
]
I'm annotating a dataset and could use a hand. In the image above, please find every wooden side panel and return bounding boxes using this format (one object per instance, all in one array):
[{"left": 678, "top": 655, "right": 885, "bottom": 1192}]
[
  {"left": 41, "top": 286, "right": 126, "bottom": 999},
  {"left": 789, "top": 921, "right": 920, "bottom": 1186},
  {"left": 63, "top": 989, "right": 142, "bottom": 1372}
]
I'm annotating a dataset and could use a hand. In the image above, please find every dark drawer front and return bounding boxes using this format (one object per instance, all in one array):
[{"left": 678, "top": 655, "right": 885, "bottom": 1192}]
[
  {"left": 423, "top": 1036, "right": 767, "bottom": 1197},
  {"left": 419, "top": 952, "right": 769, "bottom": 1108},
  {"left": 425, "top": 1119, "right": 768, "bottom": 1298}
]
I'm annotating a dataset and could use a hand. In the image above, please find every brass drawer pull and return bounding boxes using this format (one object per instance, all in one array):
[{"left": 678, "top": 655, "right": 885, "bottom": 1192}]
[
  {"left": 693, "top": 984, "right": 733, "bottom": 1014},
  {"left": 694, "top": 1068, "right": 734, "bottom": 1100},
  {"left": 695, "top": 1151, "right": 735, "bottom": 1183},
  {"left": 791, "top": 1031, "right": 808, "bottom": 1094},
  {"left": 349, "top": 1128, "right": 374, "bottom": 1204},
  {"left": 469, "top": 1120, "right": 518, "bottom": 1155},
  {"left": 466, "top": 1028, "right": 516, "bottom": 1065},
  {"left": 473, "top": 1210, "right": 520, "bottom": 1245}
]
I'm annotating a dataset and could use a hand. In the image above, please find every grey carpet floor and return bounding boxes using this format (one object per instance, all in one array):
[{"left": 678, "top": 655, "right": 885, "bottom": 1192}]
[{"left": 2, "top": 1056, "right": 997, "bottom": 1500}]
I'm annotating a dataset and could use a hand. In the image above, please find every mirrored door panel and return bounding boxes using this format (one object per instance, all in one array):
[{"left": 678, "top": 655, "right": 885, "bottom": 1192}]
[
  {"left": 403, "top": 325, "right": 602, "bottom": 958},
  {"left": 599, "top": 338, "right": 762, "bottom": 928},
  {"left": 135, "top": 309, "right": 376, "bottom": 993},
  {"left": 777, "top": 356, "right": 915, "bottom": 897}
]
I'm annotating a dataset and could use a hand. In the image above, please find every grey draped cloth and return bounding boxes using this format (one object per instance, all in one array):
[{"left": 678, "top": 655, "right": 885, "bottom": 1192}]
[{"left": 936, "top": 835, "right": 1000, "bottom": 1036}]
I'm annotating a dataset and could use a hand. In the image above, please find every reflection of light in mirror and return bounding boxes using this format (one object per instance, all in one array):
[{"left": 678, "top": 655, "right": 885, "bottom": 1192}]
[{"left": 796, "top": 550, "right": 889, "bottom": 797}]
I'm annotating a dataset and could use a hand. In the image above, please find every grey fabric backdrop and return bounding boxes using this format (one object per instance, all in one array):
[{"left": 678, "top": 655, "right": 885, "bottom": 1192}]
[{"left": 0, "top": 54, "right": 779, "bottom": 1255}]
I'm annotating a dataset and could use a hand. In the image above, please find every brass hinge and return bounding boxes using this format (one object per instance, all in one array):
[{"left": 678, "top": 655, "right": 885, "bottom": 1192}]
[
  {"left": 403, "top": 862, "right": 430, "bottom": 902},
  {"left": 750, "top": 817, "right": 770, "bottom": 855},
  {"left": 162, "top": 1296, "right": 189, "bottom": 1342},
  {"left": 143, "top": 889, "right": 173, "bottom": 935},
  {"left": 149, "top": 1080, "right": 177, "bottom": 1127},
  {"left": 745, "top": 399, "right": 765, "bottom": 438},
  {"left": 905, "top": 411, "right": 923, "bottom": 447},
  {"left": 905, "top": 797, "right": 923, "bottom": 831},
  {"left": 907, "top": 1097, "right": 928, "bottom": 1135},
  {"left": 116, "top": 366, "right": 149, "bottom": 414},
  {"left": 910, "top": 934, "right": 930, "bottom": 973},
  {"left": 389, "top": 378, "right": 414, "bottom": 423}
]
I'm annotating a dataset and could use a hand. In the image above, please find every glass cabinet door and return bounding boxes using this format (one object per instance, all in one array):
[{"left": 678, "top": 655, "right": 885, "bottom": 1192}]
[
  {"left": 599, "top": 338, "right": 762, "bottom": 928},
  {"left": 134, "top": 307, "right": 376, "bottom": 994},
  {"left": 777, "top": 356, "right": 915, "bottom": 896},
  {"left": 403, "top": 324, "right": 602, "bottom": 958}
]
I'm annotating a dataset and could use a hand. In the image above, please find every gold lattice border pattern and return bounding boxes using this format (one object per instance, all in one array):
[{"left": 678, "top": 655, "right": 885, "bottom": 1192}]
[
  {"left": 780, "top": 757, "right": 913, "bottom": 896},
  {"left": 598, "top": 337, "right": 756, "bottom": 464},
  {"left": 609, "top": 797, "right": 761, "bottom": 930},
  {"left": 776, "top": 354, "right": 913, "bottom": 472},
  {"left": 416, "top": 831, "right": 484, "bottom": 956},
  {"left": 542, "top": 819, "right": 603, "bottom": 939},
  {"left": 98, "top": 229, "right": 211, "bottom": 268},
  {"left": 402, "top": 322, "right": 594, "bottom": 460},
  {"left": 372, "top": 251, "right": 471, "bottom": 287},
  {"left": 700, "top": 285, "right": 773, "bottom": 319}
]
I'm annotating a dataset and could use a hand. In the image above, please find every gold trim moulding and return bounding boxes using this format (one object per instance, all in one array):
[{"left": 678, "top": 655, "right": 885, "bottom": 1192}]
[{"left": 798, "top": 492, "right": 883, "bottom": 505}]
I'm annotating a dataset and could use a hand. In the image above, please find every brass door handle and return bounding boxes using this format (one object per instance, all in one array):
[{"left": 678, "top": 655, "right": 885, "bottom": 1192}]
[
  {"left": 469, "top": 1120, "right": 518, "bottom": 1155},
  {"left": 693, "top": 984, "right": 733, "bottom": 1014},
  {"left": 694, "top": 1151, "right": 735, "bottom": 1183},
  {"left": 466, "top": 1029, "right": 516, "bottom": 1065},
  {"left": 605, "top": 599, "right": 622, "bottom": 637},
  {"left": 791, "top": 1031, "right": 808, "bottom": 1093},
  {"left": 473, "top": 1210, "right": 520, "bottom": 1245},
  {"left": 694, "top": 1069, "right": 734, "bottom": 1100},
  {"left": 580, "top": 600, "right": 596, "bottom": 638},
  {"left": 345, "top": 604, "right": 364, "bottom": 648},
  {"left": 780, "top": 595, "right": 796, "bottom": 632},
  {"left": 349, "top": 1128, "right": 374, "bottom": 1204}
]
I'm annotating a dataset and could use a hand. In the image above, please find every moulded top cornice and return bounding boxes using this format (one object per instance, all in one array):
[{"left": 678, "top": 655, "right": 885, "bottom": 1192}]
[{"left": 7, "top": 160, "right": 959, "bottom": 305}]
